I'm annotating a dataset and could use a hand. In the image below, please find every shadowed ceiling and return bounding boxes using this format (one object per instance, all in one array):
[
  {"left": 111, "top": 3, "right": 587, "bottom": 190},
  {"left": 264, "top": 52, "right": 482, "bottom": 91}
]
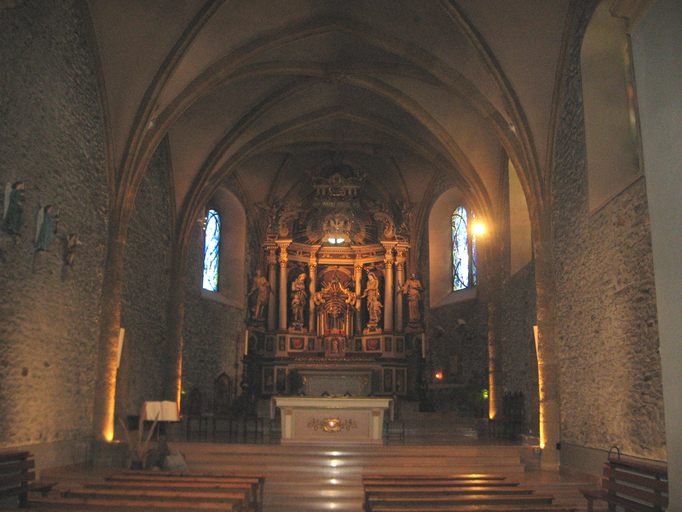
[{"left": 87, "top": 0, "right": 570, "bottom": 234}]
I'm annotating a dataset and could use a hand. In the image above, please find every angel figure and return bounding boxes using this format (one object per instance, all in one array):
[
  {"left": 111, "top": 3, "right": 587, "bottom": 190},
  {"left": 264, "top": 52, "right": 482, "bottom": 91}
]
[
  {"left": 3, "top": 181, "right": 26, "bottom": 236},
  {"left": 63, "top": 233, "right": 81, "bottom": 267}
]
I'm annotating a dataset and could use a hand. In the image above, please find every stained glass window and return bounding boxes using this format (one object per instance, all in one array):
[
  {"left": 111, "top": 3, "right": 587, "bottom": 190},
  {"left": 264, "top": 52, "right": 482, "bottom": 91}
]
[
  {"left": 202, "top": 209, "right": 220, "bottom": 292},
  {"left": 451, "top": 206, "right": 476, "bottom": 290}
]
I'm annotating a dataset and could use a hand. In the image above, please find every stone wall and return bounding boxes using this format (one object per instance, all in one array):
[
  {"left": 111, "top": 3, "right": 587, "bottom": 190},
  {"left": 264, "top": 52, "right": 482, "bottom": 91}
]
[
  {"left": 0, "top": 0, "right": 107, "bottom": 465},
  {"left": 551, "top": 1, "right": 665, "bottom": 460},
  {"left": 426, "top": 299, "right": 489, "bottom": 414},
  {"left": 117, "top": 143, "right": 173, "bottom": 418},
  {"left": 182, "top": 224, "right": 245, "bottom": 411},
  {"left": 498, "top": 262, "right": 539, "bottom": 436}
]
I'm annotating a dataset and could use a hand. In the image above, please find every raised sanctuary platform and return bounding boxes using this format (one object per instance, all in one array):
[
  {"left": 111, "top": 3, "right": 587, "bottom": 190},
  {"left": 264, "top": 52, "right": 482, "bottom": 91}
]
[{"left": 273, "top": 396, "right": 391, "bottom": 444}]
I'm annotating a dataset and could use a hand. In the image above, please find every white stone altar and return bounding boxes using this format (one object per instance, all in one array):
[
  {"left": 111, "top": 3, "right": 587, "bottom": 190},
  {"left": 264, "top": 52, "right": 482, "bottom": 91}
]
[{"left": 273, "top": 396, "right": 391, "bottom": 444}]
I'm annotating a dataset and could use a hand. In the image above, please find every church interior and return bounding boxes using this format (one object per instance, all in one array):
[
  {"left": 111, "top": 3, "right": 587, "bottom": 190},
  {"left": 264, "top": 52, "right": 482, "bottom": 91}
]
[{"left": 1, "top": 0, "right": 680, "bottom": 510}]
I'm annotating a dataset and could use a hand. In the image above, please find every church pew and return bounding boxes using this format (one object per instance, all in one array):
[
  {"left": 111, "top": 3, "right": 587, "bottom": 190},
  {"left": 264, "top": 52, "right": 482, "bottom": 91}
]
[
  {"left": 580, "top": 457, "right": 668, "bottom": 512},
  {"left": 27, "top": 496, "right": 248, "bottom": 511},
  {"left": 0, "top": 450, "right": 35, "bottom": 508},
  {"left": 362, "top": 473, "right": 566, "bottom": 512},
  {"left": 365, "top": 492, "right": 557, "bottom": 510},
  {"left": 108, "top": 471, "right": 263, "bottom": 509},
  {"left": 108, "top": 470, "right": 264, "bottom": 505},
  {"left": 363, "top": 473, "right": 508, "bottom": 481},
  {"left": 369, "top": 506, "right": 576, "bottom": 512},
  {"left": 365, "top": 485, "right": 536, "bottom": 496},
  {"left": 62, "top": 485, "right": 250, "bottom": 503},
  {"left": 30, "top": 471, "right": 264, "bottom": 512}
]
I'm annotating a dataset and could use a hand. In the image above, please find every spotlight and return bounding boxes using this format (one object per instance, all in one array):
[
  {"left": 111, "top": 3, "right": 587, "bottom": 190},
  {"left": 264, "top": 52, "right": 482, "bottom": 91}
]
[{"left": 472, "top": 221, "right": 487, "bottom": 237}]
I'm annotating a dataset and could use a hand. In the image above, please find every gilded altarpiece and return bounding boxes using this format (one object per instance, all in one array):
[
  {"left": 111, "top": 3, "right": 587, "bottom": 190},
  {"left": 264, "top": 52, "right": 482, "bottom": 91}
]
[{"left": 245, "top": 164, "right": 424, "bottom": 398}]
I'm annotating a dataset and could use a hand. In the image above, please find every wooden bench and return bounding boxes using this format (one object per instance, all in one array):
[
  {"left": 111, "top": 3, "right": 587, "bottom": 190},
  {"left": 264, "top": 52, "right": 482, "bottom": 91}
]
[
  {"left": 0, "top": 451, "right": 35, "bottom": 507},
  {"left": 115, "top": 470, "right": 265, "bottom": 506},
  {"left": 362, "top": 473, "right": 569, "bottom": 512},
  {"left": 581, "top": 456, "right": 668, "bottom": 512},
  {"left": 30, "top": 470, "right": 265, "bottom": 511}
]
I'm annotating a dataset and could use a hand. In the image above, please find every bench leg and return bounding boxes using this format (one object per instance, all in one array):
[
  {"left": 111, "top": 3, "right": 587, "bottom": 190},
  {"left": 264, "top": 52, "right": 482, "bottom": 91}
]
[{"left": 19, "top": 488, "right": 28, "bottom": 508}]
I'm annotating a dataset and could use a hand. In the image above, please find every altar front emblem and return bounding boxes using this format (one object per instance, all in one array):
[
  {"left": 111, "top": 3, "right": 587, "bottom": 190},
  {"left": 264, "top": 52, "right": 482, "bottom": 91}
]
[{"left": 307, "top": 417, "right": 358, "bottom": 433}]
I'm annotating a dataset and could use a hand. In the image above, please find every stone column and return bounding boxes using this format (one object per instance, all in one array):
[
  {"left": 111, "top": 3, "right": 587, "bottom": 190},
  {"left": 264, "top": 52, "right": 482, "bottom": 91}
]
[
  {"left": 394, "top": 244, "right": 409, "bottom": 332},
  {"left": 266, "top": 244, "right": 277, "bottom": 331},
  {"left": 276, "top": 240, "right": 291, "bottom": 330},
  {"left": 534, "top": 235, "right": 560, "bottom": 468},
  {"left": 308, "top": 257, "right": 318, "bottom": 333},
  {"left": 354, "top": 262, "right": 363, "bottom": 335},
  {"left": 93, "top": 223, "right": 126, "bottom": 442}
]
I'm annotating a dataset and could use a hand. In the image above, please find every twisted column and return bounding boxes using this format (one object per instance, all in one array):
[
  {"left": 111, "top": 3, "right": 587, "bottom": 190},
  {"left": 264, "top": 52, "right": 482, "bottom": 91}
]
[
  {"left": 308, "top": 259, "right": 317, "bottom": 333},
  {"left": 266, "top": 244, "right": 277, "bottom": 331},
  {"left": 354, "top": 263, "right": 363, "bottom": 335},
  {"left": 276, "top": 240, "right": 291, "bottom": 330},
  {"left": 394, "top": 244, "right": 409, "bottom": 332}
]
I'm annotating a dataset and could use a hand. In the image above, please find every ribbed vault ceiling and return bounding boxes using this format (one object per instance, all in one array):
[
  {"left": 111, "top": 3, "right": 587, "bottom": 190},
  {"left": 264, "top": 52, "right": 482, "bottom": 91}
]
[{"left": 87, "top": 0, "right": 570, "bottom": 234}]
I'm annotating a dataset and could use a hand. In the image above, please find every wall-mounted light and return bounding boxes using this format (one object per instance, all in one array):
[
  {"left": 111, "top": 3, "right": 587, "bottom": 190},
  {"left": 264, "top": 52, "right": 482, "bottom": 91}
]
[
  {"left": 472, "top": 220, "right": 487, "bottom": 237},
  {"left": 434, "top": 370, "right": 444, "bottom": 381},
  {"left": 327, "top": 236, "right": 345, "bottom": 244}
]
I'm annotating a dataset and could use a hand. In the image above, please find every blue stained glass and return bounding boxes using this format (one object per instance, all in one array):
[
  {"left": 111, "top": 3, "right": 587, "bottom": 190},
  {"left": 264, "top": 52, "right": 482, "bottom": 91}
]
[
  {"left": 452, "top": 206, "right": 477, "bottom": 291},
  {"left": 203, "top": 209, "right": 220, "bottom": 292},
  {"left": 452, "top": 207, "right": 469, "bottom": 290}
]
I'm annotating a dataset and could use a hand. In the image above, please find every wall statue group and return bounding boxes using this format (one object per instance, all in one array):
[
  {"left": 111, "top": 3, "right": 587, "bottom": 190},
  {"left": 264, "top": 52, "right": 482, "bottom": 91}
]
[
  {"left": 248, "top": 267, "right": 423, "bottom": 330},
  {"left": 1, "top": 180, "right": 81, "bottom": 271}
]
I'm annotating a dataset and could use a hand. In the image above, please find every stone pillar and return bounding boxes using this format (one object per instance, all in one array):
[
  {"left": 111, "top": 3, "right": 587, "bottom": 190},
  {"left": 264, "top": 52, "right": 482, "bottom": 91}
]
[
  {"left": 354, "top": 262, "right": 363, "bottom": 335},
  {"left": 266, "top": 245, "right": 278, "bottom": 331},
  {"left": 308, "top": 257, "right": 318, "bottom": 333},
  {"left": 394, "top": 244, "right": 409, "bottom": 332},
  {"left": 534, "top": 235, "right": 560, "bottom": 468},
  {"left": 93, "top": 224, "right": 126, "bottom": 442},
  {"left": 276, "top": 240, "right": 291, "bottom": 330}
]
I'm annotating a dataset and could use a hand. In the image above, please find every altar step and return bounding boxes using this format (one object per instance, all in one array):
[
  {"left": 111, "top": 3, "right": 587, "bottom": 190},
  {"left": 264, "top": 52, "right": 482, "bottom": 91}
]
[
  {"left": 171, "top": 442, "right": 527, "bottom": 477},
  {"left": 35, "top": 444, "right": 597, "bottom": 512},
  {"left": 169, "top": 443, "right": 532, "bottom": 511}
]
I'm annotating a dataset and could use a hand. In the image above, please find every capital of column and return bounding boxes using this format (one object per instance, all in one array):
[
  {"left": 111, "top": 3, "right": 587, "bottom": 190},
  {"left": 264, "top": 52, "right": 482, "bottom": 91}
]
[
  {"left": 380, "top": 240, "right": 398, "bottom": 261},
  {"left": 395, "top": 242, "right": 409, "bottom": 264},
  {"left": 264, "top": 243, "right": 278, "bottom": 265},
  {"left": 276, "top": 240, "right": 292, "bottom": 266}
]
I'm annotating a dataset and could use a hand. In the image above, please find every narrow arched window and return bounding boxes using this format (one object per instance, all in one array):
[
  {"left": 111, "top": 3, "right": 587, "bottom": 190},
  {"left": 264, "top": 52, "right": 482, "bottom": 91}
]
[
  {"left": 451, "top": 206, "right": 476, "bottom": 290},
  {"left": 202, "top": 209, "right": 221, "bottom": 292}
]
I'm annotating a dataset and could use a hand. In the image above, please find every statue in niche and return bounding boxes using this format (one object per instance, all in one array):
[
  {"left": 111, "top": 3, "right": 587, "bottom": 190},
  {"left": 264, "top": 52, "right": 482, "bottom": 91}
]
[
  {"left": 290, "top": 272, "right": 307, "bottom": 327},
  {"left": 361, "top": 272, "right": 382, "bottom": 325},
  {"left": 400, "top": 273, "right": 424, "bottom": 324},
  {"left": 3, "top": 181, "right": 26, "bottom": 238},
  {"left": 248, "top": 269, "right": 272, "bottom": 322}
]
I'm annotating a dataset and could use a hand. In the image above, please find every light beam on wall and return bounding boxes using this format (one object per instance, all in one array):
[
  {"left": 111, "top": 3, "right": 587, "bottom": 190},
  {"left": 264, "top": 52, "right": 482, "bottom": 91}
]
[{"left": 533, "top": 324, "right": 546, "bottom": 449}]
